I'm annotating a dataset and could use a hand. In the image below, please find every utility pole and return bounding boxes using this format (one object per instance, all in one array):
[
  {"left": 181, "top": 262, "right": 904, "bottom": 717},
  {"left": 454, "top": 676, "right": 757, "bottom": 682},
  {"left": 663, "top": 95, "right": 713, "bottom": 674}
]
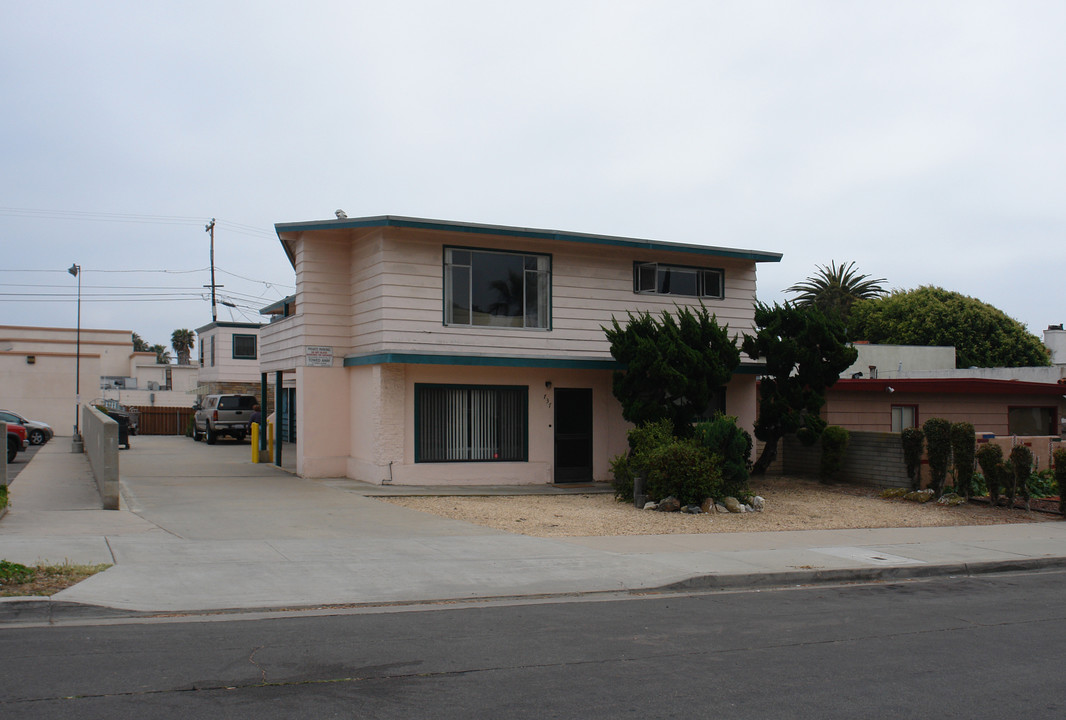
[{"left": 203, "top": 218, "right": 223, "bottom": 322}]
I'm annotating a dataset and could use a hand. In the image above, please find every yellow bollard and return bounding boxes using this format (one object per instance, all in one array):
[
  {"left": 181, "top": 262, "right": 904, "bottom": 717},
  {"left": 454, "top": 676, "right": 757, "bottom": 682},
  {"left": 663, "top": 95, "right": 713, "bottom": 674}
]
[
  {"left": 250, "top": 422, "right": 260, "bottom": 463},
  {"left": 267, "top": 421, "right": 274, "bottom": 460}
]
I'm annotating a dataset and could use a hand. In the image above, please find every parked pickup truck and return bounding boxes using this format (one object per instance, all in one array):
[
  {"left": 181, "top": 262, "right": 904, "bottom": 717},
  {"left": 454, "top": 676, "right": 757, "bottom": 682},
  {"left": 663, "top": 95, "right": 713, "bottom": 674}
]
[{"left": 193, "top": 394, "right": 258, "bottom": 444}]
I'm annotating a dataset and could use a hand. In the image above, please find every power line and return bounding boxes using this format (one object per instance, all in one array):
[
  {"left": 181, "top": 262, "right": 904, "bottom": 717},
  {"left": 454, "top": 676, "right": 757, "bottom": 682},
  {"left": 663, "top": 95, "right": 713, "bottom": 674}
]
[{"left": 0, "top": 207, "right": 276, "bottom": 238}]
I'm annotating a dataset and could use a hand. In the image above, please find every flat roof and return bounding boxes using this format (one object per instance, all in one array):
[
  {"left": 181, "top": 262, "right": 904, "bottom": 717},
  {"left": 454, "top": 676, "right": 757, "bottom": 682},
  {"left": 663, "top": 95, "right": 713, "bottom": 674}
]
[
  {"left": 275, "top": 215, "right": 783, "bottom": 264},
  {"left": 832, "top": 378, "right": 1066, "bottom": 396}
]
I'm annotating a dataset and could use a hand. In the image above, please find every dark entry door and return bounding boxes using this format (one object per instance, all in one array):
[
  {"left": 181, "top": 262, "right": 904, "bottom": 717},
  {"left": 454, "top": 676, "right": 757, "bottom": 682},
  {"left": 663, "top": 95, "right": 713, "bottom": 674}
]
[{"left": 554, "top": 388, "right": 593, "bottom": 483}]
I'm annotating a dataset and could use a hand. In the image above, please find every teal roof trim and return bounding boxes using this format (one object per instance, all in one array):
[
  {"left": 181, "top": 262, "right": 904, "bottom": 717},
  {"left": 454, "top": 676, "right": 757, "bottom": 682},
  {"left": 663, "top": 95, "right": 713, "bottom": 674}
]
[{"left": 275, "top": 215, "right": 783, "bottom": 263}]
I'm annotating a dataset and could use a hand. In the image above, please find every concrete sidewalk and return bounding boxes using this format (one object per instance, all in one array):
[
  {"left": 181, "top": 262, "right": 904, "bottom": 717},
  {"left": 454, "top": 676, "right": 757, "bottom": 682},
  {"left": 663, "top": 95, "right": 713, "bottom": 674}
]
[{"left": 2, "top": 437, "right": 1065, "bottom": 620}]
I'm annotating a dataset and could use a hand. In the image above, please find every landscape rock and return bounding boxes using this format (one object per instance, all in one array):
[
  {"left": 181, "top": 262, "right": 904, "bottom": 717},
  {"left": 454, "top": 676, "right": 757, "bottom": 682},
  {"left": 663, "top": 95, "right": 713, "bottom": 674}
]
[
  {"left": 903, "top": 489, "right": 936, "bottom": 503},
  {"left": 700, "top": 498, "right": 716, "bottom": 514},
  {"left": 937, "top": 493, "right": 966, "bottom": 506},
  {"left": 643, "top": 501, "right": 658, "bottom": 511},
  {"left": 715, "top": 503, "right": 729, "bottom": 513},
  {"left": 751, "top": 496, "right": 765, "bottom": 511},
  {"left": 881, "top": 488, "right": 908, "bottom": 499},
  {"left": 682, "top": 504, "right": 702, "bottom": 514},
  {"left": 658, "top": 496, "right": 681, "bottom": 512},
  {"left": 723, "top": 496, "right": 743, "bottom": 513}
]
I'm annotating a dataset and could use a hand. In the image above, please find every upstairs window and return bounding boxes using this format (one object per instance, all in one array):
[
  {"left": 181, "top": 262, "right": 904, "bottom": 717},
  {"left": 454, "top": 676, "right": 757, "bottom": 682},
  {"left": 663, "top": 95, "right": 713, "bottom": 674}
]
[
  {"left": 634, "top": 263, "right": 723, "bottom": 299},
  {"left": 232, "top": 334, "right": 257, "bottom": 360},
  {"left": 444, "top": 248, "right": 550, "bottom": 329}
]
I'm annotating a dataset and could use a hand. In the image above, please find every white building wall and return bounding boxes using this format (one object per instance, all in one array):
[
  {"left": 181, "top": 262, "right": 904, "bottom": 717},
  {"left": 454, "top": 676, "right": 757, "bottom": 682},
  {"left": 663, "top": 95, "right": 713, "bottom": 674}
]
[{"left": 1046, "top": 327, "right": 1066, "bottom": 365}]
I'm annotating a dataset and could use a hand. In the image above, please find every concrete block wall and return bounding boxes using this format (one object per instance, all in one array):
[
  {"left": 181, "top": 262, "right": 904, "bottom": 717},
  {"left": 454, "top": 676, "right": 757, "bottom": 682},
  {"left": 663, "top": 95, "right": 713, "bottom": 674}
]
[
  {"left": 82, "top": 404, "right": 120, "bottom": 510},
  {"left": 783, "top": 431, "right": 911, "bottom": 488}
]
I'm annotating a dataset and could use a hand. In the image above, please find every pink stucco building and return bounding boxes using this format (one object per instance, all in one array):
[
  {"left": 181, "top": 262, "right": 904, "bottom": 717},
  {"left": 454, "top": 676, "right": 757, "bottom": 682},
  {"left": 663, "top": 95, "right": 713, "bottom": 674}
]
[{"left": 258, "top": 215, "right": 781, "bottom": 485}]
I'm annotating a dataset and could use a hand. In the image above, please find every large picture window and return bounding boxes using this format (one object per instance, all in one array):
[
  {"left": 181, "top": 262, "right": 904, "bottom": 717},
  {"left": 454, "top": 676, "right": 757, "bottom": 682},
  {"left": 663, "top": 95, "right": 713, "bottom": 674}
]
[
  {"left": 416, "top": 384, "right": 528, "bottom": 462},
  {"left": 444, "top": 248, "right": 550, "bottom": 329},
  {"left": 634, "top": 262, "right": 723, "bottom": 299}
]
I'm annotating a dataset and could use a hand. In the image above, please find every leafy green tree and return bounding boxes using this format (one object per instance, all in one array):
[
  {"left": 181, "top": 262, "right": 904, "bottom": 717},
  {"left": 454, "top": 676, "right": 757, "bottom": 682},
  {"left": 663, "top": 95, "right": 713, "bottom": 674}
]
[
  {"left": 132, "top": 332, "right": 149, "bottom": 352},
  {"left": 171, "top": 328, "right": 196, "bottom": 365},
  {"left": 786, "top": 261, "right": 887, "bottom": 323},
  {"left": 741, "top": 302, "right": 858, "bottom": 474},
  {"left": 850, "top": 286, "right": 1050, "bottom": 368},
  {"left": 604, "top": 304, "right": 739, "bottom": 437}
]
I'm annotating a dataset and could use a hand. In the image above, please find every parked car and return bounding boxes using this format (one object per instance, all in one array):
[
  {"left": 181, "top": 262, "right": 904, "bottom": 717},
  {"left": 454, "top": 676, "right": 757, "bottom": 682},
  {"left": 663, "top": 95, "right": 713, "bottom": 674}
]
[
  {"left": 7, "top": 421, "right": 27, "bottom": 463},
  {"left": 0, "top": 409, "right": 53, "bottom": 445},
  {"left": 193, "top": 394, "right": 258, "bottom": 444}
]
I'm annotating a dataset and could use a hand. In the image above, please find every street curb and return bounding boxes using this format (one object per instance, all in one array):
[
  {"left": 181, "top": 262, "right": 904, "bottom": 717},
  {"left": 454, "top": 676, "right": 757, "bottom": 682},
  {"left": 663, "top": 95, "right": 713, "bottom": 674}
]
[
  {"left": 653, "top": 556, "right": 1066, "bottom": 592},
  {"left": 3, "top": 556, "right": 1066, "bottom": 625}
]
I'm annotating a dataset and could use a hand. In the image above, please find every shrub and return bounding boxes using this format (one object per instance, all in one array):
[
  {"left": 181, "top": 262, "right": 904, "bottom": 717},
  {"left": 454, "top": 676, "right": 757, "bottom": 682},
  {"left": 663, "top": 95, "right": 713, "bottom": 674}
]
[
  {"left": 901, "top": 427, "right": 924, "bottom": 491},
  {"left": 975, "top": 443, "right": 1004, "bottom": 503},
  {"left": 611, "top": 419, "right": 676, "bottom": 502},
  {"left": 609, "top": 454, "right": 635, "bottom": 502},
  {"left": 1027, "top": 469, "right": 1055, "bottom": 499},
  {"left": 0, "top": 560, "right": 34, "bottom": 585},
  {"left": 949, "top": 422, "right": 976, "bottom": 498},
  {"left": 0, "top": 485, "right": 7, "bottom": 510},
  {"left": 819, "top": 425, "right": 850, "bottom": 481},
  {"left": 627, "top": 419, "right": 675, "bottom": 458},
  {"left": 1007, "top": 444, "right": 1033, "bottom": 507},
  {"left": 922, "top": 418, "right": 952, "bottom": 497},
  {"left": 1054, "top": 448, "right": 1066, "bottom": 516},
  {"left": 693, "top": 415, "right": 752, "bottom": 498},
  {"left": 642, "top": 440, "right": 721, "bottom": 506}
]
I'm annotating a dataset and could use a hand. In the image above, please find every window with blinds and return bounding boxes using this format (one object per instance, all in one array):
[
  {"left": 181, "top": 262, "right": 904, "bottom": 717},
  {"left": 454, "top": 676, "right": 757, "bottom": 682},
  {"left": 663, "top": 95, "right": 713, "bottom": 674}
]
[{"left": 416, "top": 384, "right": 528, "bottom": 462}]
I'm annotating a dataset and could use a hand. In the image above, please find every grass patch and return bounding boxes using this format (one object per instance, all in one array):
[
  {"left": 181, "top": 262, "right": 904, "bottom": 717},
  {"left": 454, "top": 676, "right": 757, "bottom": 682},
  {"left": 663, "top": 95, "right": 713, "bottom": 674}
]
[
  {"left": 0, "top": 560, "right": 111, "bottom": 597},
  {"left": 0, "top": 484, "right": 7, "bottom": 510}
]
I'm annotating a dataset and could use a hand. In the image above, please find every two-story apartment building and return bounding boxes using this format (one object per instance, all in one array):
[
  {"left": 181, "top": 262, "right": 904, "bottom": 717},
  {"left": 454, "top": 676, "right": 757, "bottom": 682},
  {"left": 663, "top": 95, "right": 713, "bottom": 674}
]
[{"left": 259, "top": 216, "right": 781, "bottom": 485}]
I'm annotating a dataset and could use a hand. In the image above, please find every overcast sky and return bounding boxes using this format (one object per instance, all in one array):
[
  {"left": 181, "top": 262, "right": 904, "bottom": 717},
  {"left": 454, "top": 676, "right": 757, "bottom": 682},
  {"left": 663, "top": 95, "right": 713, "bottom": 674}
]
[{"left": 2, "top": 1, "right": 1063, "bottom": 353}]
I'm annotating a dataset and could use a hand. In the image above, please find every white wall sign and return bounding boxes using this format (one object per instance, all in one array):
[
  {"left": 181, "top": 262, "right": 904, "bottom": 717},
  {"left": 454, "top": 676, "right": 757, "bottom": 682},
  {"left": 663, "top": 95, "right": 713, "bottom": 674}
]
[{"left": 305, "top": 346, "right": 334, "bottom": 367}]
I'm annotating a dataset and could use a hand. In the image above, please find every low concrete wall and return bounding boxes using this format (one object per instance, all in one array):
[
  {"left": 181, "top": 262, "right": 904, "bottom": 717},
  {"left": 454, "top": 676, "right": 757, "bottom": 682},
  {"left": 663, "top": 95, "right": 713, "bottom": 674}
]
[
  {"left": 82, "top": 404, "right": 120, "bottom": 510},
  {"left": 783, "top": 431, "right": 911, "bottom": 488}
]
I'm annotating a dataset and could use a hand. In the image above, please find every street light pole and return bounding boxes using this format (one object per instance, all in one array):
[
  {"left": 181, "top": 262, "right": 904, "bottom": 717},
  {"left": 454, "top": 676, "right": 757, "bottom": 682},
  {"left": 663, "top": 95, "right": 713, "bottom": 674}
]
[{"left": 68, "top": 263, "right": 83, "bottom": 452}]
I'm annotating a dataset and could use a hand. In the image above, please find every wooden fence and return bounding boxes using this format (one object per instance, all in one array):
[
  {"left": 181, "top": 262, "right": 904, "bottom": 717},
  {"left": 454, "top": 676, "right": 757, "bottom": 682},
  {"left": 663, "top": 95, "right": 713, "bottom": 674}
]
[{"left": 127, "top": 405, "right": 195, "bottom": 436}]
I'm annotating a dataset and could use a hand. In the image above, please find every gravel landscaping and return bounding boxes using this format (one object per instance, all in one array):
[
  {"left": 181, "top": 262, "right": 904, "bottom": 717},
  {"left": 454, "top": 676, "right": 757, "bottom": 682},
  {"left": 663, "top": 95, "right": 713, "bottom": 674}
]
[{"left": 377, "top": 474, "right": 1056, "bottom": 538}]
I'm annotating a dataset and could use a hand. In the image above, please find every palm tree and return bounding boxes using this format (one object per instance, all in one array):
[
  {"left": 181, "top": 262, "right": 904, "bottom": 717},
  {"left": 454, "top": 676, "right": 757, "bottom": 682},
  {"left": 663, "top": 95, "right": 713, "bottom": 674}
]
[
  {"left": 785, "top": 261, "right": 887, "bottom": 321},
  {"left": 132, "top": 332, "right": 149, "bottom": 352},
  {"left": 171, "top": 328, "right": 196, "bottom": 365},
  {"left": 150, "top": 343, "right": 172, "bottom": 365}
]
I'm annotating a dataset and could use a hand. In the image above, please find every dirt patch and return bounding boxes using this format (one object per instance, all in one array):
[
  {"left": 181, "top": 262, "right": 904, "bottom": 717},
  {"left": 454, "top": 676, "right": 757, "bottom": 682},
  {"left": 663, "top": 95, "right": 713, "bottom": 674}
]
[{"left": 377, "top": 475, "right": 1057, "bottom": 538}]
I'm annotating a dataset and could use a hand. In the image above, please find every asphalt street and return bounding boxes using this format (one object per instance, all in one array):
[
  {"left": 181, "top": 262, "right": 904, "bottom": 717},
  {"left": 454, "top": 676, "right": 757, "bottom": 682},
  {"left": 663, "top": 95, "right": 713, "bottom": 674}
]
[{"left": 2, "top": 570, "right": 1064, "bottom": 719}]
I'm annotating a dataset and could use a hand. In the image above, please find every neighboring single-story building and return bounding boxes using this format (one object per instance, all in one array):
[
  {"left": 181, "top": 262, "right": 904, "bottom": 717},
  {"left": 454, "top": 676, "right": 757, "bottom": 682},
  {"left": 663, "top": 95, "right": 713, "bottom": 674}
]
[
  {"left": 258, "top": 215, "right": 782, "bottom": 484},
  {"left": 824, "top": 377, "right": 1066, "bottom": 437},
  {"left": 0, "top": 324, "right": 199, "bottom": 434}
]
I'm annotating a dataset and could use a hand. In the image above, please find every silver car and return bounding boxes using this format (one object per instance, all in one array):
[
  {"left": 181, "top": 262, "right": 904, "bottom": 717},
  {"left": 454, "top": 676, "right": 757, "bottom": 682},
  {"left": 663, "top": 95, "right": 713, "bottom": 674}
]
[{"left": 0, "top": 409, "right": 53, "bottom": 445}]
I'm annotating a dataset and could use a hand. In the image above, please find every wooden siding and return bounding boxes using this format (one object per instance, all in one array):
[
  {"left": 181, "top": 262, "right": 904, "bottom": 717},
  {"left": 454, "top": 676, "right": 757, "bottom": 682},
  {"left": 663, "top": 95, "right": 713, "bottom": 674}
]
[
  {"left": 824, "top": 389, "right": 1066, "bottom": 437},
  {"left": 350, "top": 227, "right": 758, "bottom": 358},
  {"left": 262, "top": 224, "right": 764, "bottom": 370}
]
